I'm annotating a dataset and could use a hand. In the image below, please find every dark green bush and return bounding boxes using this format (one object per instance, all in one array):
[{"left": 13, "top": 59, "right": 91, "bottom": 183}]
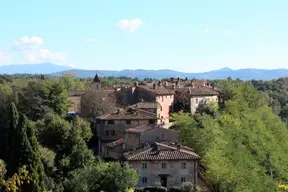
[
  {"left": 143, "top": 186, "right": 167, "bottom": 192},
  {"left": 170, "top": 186, "right": 182, "bottom": 192}
]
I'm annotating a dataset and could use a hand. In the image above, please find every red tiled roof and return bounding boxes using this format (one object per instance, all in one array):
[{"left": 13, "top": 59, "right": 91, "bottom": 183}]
[
  {"left": 125, "top": 124, "right": 154, "bottom": 134},
  {"left": 124, "top": 142, "right": 200, "bottom": 161},
  {"left": 98, "top": 107, "right": 157, "bottom": 120},
  {"left": 103, "top": 138, "right": 124, "bottom": 148}
]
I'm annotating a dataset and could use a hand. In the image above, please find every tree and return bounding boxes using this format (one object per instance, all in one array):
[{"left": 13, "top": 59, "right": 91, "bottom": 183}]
[
  {"left": 65, "top": 162, "right": 139, "bottom": 192},
  {"left": 80, "top": 88, "right": 116, "bottom": 120},
  {"left": 36, "top": 114, "right": 94, "bottom": 180},
  {"left": 172, "top": 82, "right": 288, "bottom": 191}
]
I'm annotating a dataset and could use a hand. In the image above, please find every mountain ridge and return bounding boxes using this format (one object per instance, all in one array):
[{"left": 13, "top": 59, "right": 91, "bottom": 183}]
[{"left": 1, "top": 63, "right": 288, "bottom": 80}]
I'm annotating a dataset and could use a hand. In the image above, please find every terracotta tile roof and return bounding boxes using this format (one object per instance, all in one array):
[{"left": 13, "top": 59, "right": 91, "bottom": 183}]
[
  {"left": 103, "top": 138, "right": 124, "bottom": 148},
  {"left": 131, "top": 102, "right": 160, "bottom": 109},
  {"left": 125, "top": 124, "right": 154, "bottom": 134},
  {"left": 175, "top": 87, "right": 218, "bottom": 96},
  {"left": 123, "top": 142, "right": 200, "bottom": 161},
  {"left": 98, "top": 107, "right": 157, "bottom": 120}
]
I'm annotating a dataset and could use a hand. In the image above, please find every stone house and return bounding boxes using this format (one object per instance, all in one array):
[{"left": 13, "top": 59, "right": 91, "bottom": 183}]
[
  {"left": 102, "top": 124, "right": 178, "bottom": 160},
  {"left": 95, "top": 107, "right": 158, "bottom": 153},
  {"left": 67, "top": 91, "right": 85, "bottom": 113},
  {"left": 123, "top": 142, "right": 204, "bottom": 190},
  {"left": 124, "top": 124, "right": 178, "bottom": 150}
]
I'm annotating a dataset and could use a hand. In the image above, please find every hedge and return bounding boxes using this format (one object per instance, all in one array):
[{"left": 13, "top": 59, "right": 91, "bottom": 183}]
[
  {"left": 143, "top": 186, "right": 167, "bottom": 192},
  {"left": 170, "top": 186, "right": 182, "bottom": 192}
]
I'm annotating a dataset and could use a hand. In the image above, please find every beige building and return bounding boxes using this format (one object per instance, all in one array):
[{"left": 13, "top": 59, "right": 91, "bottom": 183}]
[
  {"left": 123, "top": 142, "right": 203, "bottom": 190},
  {"left": 95, "top": 107, "right": 158, "bottom": 153}
]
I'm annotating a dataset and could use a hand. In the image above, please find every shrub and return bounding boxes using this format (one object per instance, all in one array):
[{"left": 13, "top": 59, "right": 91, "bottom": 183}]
[
  {"left": 134, "top": 187, "right": 145, "bottom": 192},
  {"left": 143, "top": 186, "right": 167, "bottom": 192},
  {"left": 170, "top": 186, "right": 182, "bottom": 192}
]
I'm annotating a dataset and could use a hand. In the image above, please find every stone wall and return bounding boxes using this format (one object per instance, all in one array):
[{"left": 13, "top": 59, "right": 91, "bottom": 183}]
[
  {"left": 129, "top": 159, "right": 198, "bottom": 189},
  {"left": 190, "top": 95, "right": 218, "bottom": 115}
]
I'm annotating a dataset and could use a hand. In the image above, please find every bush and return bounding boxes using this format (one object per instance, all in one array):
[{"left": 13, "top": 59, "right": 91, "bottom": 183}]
[
  {"left": 143, "top": 186, "right": 167, "bottom": 192},
  {"left": 170, "top": 186, "right": 182, "bottom": 192},
  {"left": 134, "top": 187, "right": 145, "bottom": 192}
]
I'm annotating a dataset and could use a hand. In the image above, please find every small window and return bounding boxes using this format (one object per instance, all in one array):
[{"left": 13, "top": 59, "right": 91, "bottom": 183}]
[
  {"left": 105, "top": 131, "right": 109, "bottom": 136},
  {"left": 142, "top": 163, "right": 147, "bottom": 169},
  {"left": 161, "top": 133, "right": 165, "bottom": 139},
  {"left": 96, "top": 119, "right": 101, "bottom": 124},
  {"left": 108, "top": 120, "right": 114, "bottom": 125},
  {"left": 111, "top": 130, "right": 115, "bottom": 136},
  {"left": 181, "top": 177, "right": 186, "bottom": 183},
  {"left": 142, "top": 177, "right": 148, "bottom": 183},
  {"left": 196, "top": 98, "right": 199, "bottom": 103},
  {"left": 181, "top": 162, "right": 186, "bottom": 169},
  {"left": 126, "top": 120, "right": 131, "bottom": 125},
  {"left": 149, "top": 119, "right": 155, "bottom": 124},
  {"left": 161, "top": 163, "right": 166, "bottom": 169}
]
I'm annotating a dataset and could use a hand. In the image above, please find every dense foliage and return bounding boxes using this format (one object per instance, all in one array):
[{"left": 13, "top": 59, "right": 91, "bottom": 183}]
[
  {"left": 172, "top": 80, "right": 288, "bottom": 191},
  {"left": 0, "top": 75, "right": 139, "bottom": 192}
]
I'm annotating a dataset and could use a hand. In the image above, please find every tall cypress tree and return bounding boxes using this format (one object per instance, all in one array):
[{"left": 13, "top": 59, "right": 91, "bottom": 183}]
[{"left": 19, "top": 115, "right": 47, "bottom": 192}]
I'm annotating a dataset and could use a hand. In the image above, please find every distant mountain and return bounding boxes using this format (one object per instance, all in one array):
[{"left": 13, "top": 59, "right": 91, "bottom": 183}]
[
  {"left": 1, "top": 63, "right": 288, "bottom": 80},
  {"left": 52, "top": 68, "right": 288, "bottom": 80},
  {"left": 0, "top": 63, "right": 72, "bottom": 74}
]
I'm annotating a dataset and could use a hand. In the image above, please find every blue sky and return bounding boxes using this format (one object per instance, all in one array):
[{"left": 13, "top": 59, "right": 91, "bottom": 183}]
[{"left": 0, "top": 0, "right": 287, "bottom": 72}]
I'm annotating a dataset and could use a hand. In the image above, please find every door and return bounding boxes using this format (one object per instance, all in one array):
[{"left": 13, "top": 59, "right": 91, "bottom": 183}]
[{"left": 160, "top": 176, "right": 167, "bottom": 188}]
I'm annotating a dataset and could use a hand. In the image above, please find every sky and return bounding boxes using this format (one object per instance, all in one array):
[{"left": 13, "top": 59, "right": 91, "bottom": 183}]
[{"left": 0, "top": 0, "right": 288, "bottom": 72}]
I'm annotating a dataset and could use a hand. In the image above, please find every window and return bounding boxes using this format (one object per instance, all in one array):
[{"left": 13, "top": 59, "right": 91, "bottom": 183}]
[
  {"left": 161, "top": 163, "right": 167, "bottom": 169},
  {"left": 126, "top": 120, "right": 131, "bottom": 125},
  {"left": 162, "top": 96, "right": 164, "bottom": 102},
  {"left": 161, "top": 133, "right": 165, "bottom": 139},
  {"left": 96, "top": 119, "right": 101, "bottom": 124},
  {"left": 195, "top": 98, "right": 199, "bottom": 103},
  {"left": 105, "top": 131, "right": 109, "bottom": 136},
  {"left": 111, "top": 130, "right": 115, "bottom": 136},
  {"left": 181, "top": 162, "right": 186, "bottom": 169},
  {"left": 149, "top": 119, "right": 155, "bottom": 124},
  {"left": 142, "top": 163, "right": 147, "bottom": 169},
  {"left": 181, "top": 177, "right": 186, "bottom": 183},
  {"left": 108, "top": 120, "right": 114, "bottom": 124},
  {"left": 142, "top": 177, "right": 148, "bottom": 184}
]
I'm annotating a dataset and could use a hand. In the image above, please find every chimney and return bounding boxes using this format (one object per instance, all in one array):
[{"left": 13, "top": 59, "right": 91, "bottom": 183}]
[
  {"left": 191, "top": 82, "right": 195, "bottom": 88},
  {"left": 188, "top": 88, "right": 192, "bottom": 93},
  {"left": 153, "top": 83, "right": 156, "bottom": 89},
  {"left": 140, "top": 99, "right": 144, "bottom": 102},
  {"left": 170, "top": 77, "right": 174, "bottom": 82},
  {"left": 157, "top": 81, "right": 161, "bottom": 87},
  {"left": 172, "top": 84, "right": 176, "bottom": 89}
]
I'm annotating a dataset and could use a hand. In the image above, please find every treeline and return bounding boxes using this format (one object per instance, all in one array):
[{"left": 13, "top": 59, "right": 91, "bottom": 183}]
[{"left": 0, "top": 75, "right": 138, "bottom": 192}]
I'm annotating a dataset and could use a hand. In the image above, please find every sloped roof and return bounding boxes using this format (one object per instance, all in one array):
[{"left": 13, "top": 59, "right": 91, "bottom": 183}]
[
  {"left": 131, "top": 102, "right": 160, "bottom": 109},
  {"left": 93, "top": 74, "right": 101, "bottom": 83},
  {"left": 123, "top": 142, "right": 200, "bottom": 161},
  {"left": 98, "top": 107, "right": 157, "bottom": 120},
  {"left": 125, "top": 124, "right": 155, "bottom": 134},
  {"left": 175, "top": 87, "right": 218, "bottom": 96},
  {"left": 103, "top": 138, "right": 124, "bottom": 148},
  {"left": 138, "top": 85, "right": 174, "bottom": 95}
]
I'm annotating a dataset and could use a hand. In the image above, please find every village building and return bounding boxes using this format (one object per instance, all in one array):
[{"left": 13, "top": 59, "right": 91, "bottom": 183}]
[
  {"left": 102, "top": 124, "right": 178, "bottom": 160},
  {"left": 123, "top": 142, "right": 208, "bottom": 190},
  {"left": 94, "top": 107, "right": 158, "bottom": 153}
]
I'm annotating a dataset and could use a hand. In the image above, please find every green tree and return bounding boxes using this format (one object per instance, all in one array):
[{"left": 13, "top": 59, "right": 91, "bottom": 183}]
[
  {"left": 65, "top": 162, "right": 139, "bottom": 192},
  {"left": 172, "top": 82, "right": 288, "bottom": 192}
]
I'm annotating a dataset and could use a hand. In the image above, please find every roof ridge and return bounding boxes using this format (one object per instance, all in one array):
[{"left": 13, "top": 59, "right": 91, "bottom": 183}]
[{"left": 127, "top": 147, "right": 152, "bottom": 159}]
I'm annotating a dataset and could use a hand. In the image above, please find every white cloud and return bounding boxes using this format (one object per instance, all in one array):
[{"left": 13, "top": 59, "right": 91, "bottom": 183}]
[
  {"left": 14, "top": 36, "right": 44, "bottom": 50},
  {"left": 224, "top": 30, "right": 233, "bottom": 34},
  {"left": 116, "top": 19, "right": 143, "bottom": 32},
  {"left": 83, "top": 38, "right": 97, "bottom": 44},
  {"left": 14, "top": 36, "right": 67, "bottom": 64},
  {"left": 204, "top": 28, "right": 209, "bottom": 33}
]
